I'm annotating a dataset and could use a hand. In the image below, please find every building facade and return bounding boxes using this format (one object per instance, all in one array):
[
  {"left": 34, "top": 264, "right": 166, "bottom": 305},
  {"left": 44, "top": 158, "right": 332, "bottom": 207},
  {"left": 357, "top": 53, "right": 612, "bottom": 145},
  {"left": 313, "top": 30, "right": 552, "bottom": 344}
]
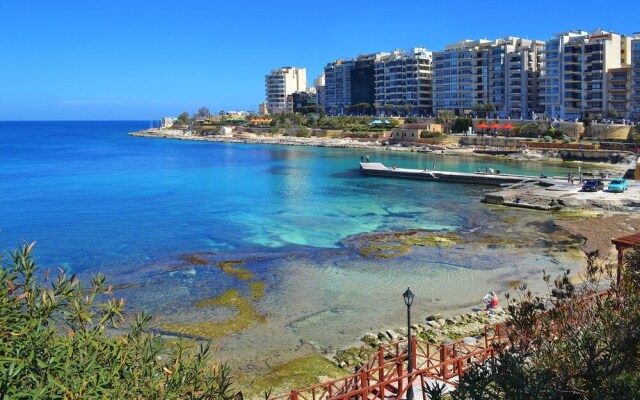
[
  {"left": 632, "top": 37, "right": 640, "bottom": 119},
  {"left": 323, "top": 59, "right": 355, "bottom": 115},
  {"left": 265, "top": 67, "right": 307, "bottom": 114},
  {"left": 433, "top": 38, "right": 543, "bottom": 118},
  {"left": 541, "top": 30, "right": 631, "bottom": 119},
  {"left": 374, "top": 47, "right": 433, "bottom": 116},
  {"left": 608, "top": 67, "right": 632, "bottom": 117}
]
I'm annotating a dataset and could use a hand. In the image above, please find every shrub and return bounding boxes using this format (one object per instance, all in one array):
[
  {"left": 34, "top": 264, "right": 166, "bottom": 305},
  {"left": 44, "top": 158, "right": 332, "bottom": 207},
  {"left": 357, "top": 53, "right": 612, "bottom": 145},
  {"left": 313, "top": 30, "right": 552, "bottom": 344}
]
[
  {"left": 543, "top": 136, "right": 552, "bottom": 142},
  {"left": 451, "top": 118, "right": 473, "bottom": 133},
  {"left": 0, "top": 243, "right": 234, "bottom": 399},
  {"left": 296, "top": 127, "right": 311, "bottom": 137},
  {"left": 453, "top": 250, "right": 640, "bottom": 399}
]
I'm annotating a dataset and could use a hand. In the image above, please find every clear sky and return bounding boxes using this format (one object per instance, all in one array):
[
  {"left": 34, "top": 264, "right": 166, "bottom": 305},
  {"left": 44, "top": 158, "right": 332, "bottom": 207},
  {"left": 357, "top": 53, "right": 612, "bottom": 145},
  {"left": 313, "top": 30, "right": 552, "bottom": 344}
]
[{"left": 1, "top": 0, "right": 638, "bottom": 120}]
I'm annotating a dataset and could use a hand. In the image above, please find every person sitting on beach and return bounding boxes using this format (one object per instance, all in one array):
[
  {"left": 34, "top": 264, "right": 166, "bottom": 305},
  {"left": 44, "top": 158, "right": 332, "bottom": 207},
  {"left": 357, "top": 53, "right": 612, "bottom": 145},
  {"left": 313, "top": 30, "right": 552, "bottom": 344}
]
[{"left": 484, "top": 291, "right": 499, "bottom": 311}]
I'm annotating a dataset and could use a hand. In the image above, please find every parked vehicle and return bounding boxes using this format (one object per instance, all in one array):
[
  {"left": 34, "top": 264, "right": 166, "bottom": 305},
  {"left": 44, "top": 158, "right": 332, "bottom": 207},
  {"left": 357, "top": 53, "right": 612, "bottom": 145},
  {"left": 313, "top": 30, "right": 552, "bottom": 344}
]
[
  {"left": 608, "top": 178, "right": 628, "bottom": 193},
  {"left": 582, "top": 179, "right": 604, "bottom": 192}
]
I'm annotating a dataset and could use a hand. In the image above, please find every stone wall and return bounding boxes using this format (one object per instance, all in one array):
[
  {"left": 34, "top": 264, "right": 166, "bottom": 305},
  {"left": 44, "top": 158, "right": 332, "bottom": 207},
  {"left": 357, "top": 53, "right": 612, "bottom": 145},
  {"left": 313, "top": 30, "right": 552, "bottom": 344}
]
[
  {"left": 584, "top": 124, "right": 632, "bottom": 140},
  {"left": 460, "top": 136, "right": 523, "bottom": 148}
]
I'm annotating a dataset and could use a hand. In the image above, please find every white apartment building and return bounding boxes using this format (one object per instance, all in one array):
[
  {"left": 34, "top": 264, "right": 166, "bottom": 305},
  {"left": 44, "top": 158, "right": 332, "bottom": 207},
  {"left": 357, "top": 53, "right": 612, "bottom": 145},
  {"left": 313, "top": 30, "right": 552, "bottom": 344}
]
[
  {"left": 541, "top": 30, "right": 630, "bottom": 119},
  {"left": 374, "top": 47, "right": 433, "bottom": 116},
  {"left": 265, "top": 67, "right": 307, "bottom": 114},
  {"left": 433, "top": 37, "right": 543, "bottom": 118},
  {"left": 314, "top": 73, "right": 326, "bottom": 113}
]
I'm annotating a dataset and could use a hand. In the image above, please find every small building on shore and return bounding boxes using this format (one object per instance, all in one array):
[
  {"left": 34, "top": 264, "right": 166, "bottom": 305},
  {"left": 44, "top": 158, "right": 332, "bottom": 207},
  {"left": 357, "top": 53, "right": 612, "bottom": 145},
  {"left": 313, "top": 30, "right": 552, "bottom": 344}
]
[{"left": 161, "top": 117, "right": 177, "bottom": 128}]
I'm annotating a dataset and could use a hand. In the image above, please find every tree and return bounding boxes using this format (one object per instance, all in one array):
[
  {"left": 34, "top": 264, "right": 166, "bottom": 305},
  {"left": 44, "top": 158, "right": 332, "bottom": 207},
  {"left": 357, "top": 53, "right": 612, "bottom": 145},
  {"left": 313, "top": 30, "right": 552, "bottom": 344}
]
[
  {"left": 472, "top": 103, "right": 496, "bottom": 119},
  {"left": 437, "top": 110, "right": 455, "bottom": 133},
  {"left": 0, "top": 243, "right": 235, "bottom": 399},
  {"left": 178, "top": 112, "right": 190, "bottom": 123},
  {"left": 451, "top": 117, "right": 473, "bottom": 133},
  {"left": 196, "top": 106, "right": 210, "bottom": 119},
  {"left": 450, "top": 250, "right": 640, "bottom": 399}
]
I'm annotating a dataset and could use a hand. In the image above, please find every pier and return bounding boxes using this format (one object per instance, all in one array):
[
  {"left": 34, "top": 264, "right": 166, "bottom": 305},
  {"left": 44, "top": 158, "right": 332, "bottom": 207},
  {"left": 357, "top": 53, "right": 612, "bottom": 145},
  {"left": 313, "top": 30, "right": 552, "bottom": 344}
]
[
  {"left": 360, "top": 162, "right": 640, "bottom": 211},
  {"left": 359, "top": 162, "right": 558, "bottom": 187}
]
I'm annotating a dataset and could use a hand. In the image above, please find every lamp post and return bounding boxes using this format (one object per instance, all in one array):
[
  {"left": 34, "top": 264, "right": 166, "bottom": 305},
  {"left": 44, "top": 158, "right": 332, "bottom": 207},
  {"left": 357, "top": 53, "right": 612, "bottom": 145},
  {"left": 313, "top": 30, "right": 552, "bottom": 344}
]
[{"left": 403, "top": 287, "right": 415, "bottom": 400}]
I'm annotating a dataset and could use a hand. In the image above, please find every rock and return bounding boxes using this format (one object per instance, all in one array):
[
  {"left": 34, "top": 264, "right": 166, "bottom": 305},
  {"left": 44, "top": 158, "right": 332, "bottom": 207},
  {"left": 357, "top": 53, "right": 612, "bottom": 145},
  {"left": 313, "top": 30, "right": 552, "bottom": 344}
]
[
  {"left": 362, "top": 333, "right": 378, "bottom": 344},
  {"left": 426, "top": 313, "right": 444, "bottom": 321},
  {"left": 377, "top": 332, "right": 389, "bottom": 341},
  {"left": 445, "top": 318, "right": 456, "bottom": 325},
  {"left": 463, "top": 336, "right": 477, "bottom": 345},
  {"left": 426, "top": 320, "right": 441, "bottom": 329},
  {"left": 386, "top": 329, "right": 400, "bottom": 341},
  {"left": 396, "top": 327, "right": 408, "bottom": 336},
  {"left": 437, "top": 318, "right": 446, "bottom": 326},
  {"left": 442, "top": 338, "right": 455, "bottom": 345},
  {"left": 452, "top": 315, "right": 463, "bottom": 323},
  {"left": 318, "top": 375, "right": 331, "bottom": 384},
  {"left": 338, "top": 361, "right": 347, "bottom": 368}
]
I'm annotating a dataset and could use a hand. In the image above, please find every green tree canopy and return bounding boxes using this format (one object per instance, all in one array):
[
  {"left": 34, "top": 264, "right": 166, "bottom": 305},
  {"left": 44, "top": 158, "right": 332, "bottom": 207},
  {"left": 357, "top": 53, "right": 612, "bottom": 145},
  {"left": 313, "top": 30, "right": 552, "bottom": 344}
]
[{"left": 178, "top": 111, "right": 190, "bottom": 123}]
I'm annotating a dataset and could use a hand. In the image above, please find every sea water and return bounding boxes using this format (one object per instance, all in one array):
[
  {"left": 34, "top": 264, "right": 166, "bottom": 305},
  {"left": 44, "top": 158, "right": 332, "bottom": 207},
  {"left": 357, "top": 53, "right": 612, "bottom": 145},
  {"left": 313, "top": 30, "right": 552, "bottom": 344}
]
[{"left": 0, "top": 121, "right": 586, "bottom": 370}]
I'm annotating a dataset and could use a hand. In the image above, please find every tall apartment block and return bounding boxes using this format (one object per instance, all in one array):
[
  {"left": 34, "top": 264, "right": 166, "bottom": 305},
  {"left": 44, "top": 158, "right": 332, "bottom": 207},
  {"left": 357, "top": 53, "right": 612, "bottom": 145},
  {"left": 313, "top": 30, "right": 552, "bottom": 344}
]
[
  {"left": 632, "top": 36, "right": 640, "bottom": 118},
  {"left": 323, "top": 59, "right": 355, "bottom": 115},
  {"left": 265, "top": 67, "right": 307, "bottom": 114},
  {"left": 322, "top": 53, "right": 389, "bottom": 115},
  {"left": 433, "top": 37, "right": 543, "bottom": 118},
  {"left": 313, "top": 73, "right": 326, "bottom": 112},
  {"left": 541, "top": 30, "right": 631, "bottom": 119},
  {"left": 374, "top": 47, "right": 433, "bottom": 116},
  {"left": 608, "top": 67, "right": 632, "bottom": 117}
]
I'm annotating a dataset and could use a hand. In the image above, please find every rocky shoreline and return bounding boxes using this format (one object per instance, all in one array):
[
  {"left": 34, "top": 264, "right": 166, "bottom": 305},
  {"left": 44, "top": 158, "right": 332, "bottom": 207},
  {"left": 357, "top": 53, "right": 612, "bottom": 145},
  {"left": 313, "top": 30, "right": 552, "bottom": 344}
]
[
  {"left": 129, "top": 128, "right": 636, "bottom": 169},
  {"left": 334, "top": 308, "right": 509, "bottom": 369}
]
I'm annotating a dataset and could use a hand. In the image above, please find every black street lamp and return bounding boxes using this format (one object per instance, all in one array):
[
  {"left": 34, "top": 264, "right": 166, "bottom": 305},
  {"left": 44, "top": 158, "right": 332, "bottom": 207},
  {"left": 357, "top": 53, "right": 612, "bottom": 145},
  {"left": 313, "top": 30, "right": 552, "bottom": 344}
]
[{"left": 403, "top": 287, "right": 415, "bottom": 400}]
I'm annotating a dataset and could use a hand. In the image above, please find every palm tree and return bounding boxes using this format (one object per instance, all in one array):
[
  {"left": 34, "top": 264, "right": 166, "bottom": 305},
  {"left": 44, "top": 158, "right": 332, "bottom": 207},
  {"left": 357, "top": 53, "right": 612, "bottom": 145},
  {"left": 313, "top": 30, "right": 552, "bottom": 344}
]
[{"left": 438, "top": 110, "right": 455, "bottom": 133}]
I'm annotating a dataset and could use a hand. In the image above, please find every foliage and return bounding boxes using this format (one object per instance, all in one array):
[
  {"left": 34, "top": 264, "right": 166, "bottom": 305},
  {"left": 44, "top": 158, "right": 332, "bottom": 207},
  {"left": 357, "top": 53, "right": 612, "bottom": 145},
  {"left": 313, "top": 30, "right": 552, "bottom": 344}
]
[
  {"left": 420, "top": 130, "right": 445, "bottom": 139},
  {"left": 178, "top": 111, "right": 190, "bottom": 123},
  {"left": 296, "top": 127, "right": 311, "bottom": 137},
  {"left": 451, "top": 118, "right": 473, "bottom": 133},
  {"left": 452, "top": 249, "right": 640, "bottom": 399},
  {"left": 437, "top": 110, "right": 455, "bottom": 132},
  {"left": 195, "top": 106, "right": 210, "bottom": 119},
  {"left": 0, "top": 243, "right": 234, "bottom": 399},
  {"left": 472, "top": 103, "right": 496, "bottom": 118}
]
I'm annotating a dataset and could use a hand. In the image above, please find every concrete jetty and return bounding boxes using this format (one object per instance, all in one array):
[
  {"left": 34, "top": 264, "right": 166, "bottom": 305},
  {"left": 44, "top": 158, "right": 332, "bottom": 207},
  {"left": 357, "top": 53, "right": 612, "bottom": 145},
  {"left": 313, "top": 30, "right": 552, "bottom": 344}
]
[
  {"left": 359, "top": 162, "right": 640, "bottom": 211},
  {"left": 359, "top": 162, "right": 559, "bottom": 187}
]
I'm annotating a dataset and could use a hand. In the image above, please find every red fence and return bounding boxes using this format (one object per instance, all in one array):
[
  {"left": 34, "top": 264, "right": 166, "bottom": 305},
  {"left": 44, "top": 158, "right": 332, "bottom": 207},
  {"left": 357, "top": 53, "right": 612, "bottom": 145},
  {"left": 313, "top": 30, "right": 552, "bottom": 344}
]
[{"left": 268, "top": 324, "right": 509, "bottom": 400}]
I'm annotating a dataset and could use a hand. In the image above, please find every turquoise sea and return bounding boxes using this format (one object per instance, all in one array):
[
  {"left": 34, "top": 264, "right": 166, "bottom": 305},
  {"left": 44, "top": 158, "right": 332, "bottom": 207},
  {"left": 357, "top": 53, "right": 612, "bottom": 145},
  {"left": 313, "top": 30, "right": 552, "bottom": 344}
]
[{"left": 0, "top": 121, "right": 586, "bottom": 369}]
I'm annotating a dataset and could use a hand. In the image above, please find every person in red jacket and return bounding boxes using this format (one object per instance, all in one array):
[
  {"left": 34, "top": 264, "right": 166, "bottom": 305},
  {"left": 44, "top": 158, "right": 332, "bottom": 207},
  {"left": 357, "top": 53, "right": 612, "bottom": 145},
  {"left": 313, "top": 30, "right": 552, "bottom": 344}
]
[{"left": 484, "top": 291, "right": 499, "bottom": 311}]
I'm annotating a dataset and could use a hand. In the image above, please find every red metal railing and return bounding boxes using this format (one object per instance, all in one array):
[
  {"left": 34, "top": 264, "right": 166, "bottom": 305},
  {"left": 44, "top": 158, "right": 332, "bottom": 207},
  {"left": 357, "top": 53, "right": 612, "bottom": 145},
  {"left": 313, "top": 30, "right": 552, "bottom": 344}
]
[{"left": 268, "top": 322, "right": 509, "bottom": 400}]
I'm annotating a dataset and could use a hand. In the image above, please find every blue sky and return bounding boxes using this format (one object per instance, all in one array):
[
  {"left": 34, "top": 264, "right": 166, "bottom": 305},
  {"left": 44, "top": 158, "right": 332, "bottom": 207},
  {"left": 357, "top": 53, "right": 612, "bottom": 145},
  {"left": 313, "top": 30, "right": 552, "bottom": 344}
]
[{"left": 1, "top": 0, "right": 638, "bottom": 120}]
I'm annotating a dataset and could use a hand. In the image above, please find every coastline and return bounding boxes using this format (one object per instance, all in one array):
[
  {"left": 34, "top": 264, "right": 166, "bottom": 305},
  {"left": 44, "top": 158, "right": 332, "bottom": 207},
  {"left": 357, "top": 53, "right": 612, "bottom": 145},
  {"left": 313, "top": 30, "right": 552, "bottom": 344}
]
[
  {"left": 128, "top": 127, "right": 637, "bottom": 395},
  {"left": 130, "top": 128, "right": 635, "bottom": 170}
]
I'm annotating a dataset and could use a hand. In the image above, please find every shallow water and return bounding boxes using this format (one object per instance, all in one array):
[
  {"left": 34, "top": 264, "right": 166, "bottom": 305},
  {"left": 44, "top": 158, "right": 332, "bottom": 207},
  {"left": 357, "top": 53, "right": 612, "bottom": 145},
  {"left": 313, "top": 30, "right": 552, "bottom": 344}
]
[{"left": 0, "top": 121, "right": 587, "bottom": 370}]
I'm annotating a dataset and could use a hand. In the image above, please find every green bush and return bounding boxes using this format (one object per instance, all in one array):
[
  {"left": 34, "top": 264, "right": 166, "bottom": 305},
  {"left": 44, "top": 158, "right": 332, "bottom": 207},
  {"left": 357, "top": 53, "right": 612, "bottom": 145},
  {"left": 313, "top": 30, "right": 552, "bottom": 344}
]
[
  {"left": 543, "top": 136, "right": 552, "bottom": 142},
  {"left": 453, "top": 250, "right": 640, "bottom": 399},
  {"left": 296, "top": 127, "right": 311, "bottom": 137},
  {"left": 0, "top": 243, "right": 234, "bottom": 399},
  {"left": 451, "top": 118, "right": 473, "bottom": 133}
]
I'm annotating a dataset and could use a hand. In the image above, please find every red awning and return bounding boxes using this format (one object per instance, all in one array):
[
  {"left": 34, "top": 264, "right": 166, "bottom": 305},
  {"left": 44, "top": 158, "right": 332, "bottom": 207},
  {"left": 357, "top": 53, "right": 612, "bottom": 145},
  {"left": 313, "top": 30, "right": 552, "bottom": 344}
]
[
  {"left": 489, "top": 123, "right": 501, "bottom": 129},
  {"left": 502, "top": 123, "right": 515, "bottom": 129},
  {"left": 476, "top": 122, "right": 489, "bottom": 128}
]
